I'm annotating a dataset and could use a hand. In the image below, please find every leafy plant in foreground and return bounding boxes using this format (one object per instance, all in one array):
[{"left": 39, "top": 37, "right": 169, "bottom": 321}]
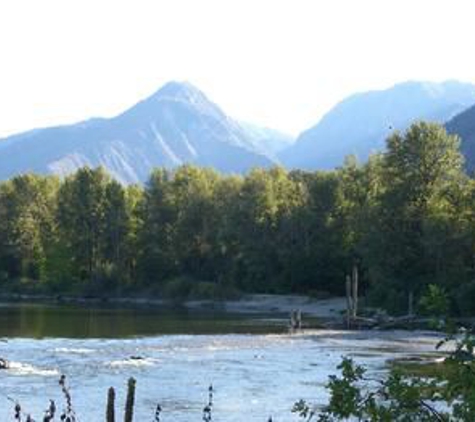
[{"left": 294, "top": 320, "right": 475, "bottom": 420}]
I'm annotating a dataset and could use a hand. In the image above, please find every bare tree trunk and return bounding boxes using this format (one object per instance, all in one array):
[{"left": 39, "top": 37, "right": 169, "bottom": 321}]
[
  {"left": 408, "top": 290, "right": 414, "bottom": 317},
  {"left": 352, "top": 265, "right": 358, "bottom": 319},
  {"left": 346, "top": 275, "right": 352, "bottom": 329}
]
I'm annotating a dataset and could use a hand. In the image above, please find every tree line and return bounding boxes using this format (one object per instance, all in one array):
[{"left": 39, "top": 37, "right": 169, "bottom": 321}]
[{"left": 1, "top": 122, "right": 475, "bottom": 314}]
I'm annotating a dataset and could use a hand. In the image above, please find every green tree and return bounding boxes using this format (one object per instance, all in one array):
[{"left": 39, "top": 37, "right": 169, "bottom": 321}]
[
  {"left": 169, "top": 166, "right": 220, "bottom": 281},
  {"left": 57, "top": 167, "right": 111, "bottom": 285},
  {"left": 232, "top": 167, "right": 305, "bottom": 292},
  {"left": 287, "top": 170, "right": 346, "bottom": 294},
  {"left": 0, "top": 174, "right": 59, "bottom": 283},
  {"left": 365, "top": 122, "right": 466, "bottom": 312},
  {"left": 138, "top": 168, "right": 176, "bottom": 285}
]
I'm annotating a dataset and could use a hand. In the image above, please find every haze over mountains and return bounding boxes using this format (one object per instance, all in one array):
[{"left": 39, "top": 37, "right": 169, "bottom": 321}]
[
  {"left": 0, "top": 82, "right": 289, "bottom": 184},
  {"left": 1, "top": 80, "right": 475, "bottom": 183},
  {"left": 281, "top": 81, "right": 475, "bottom": 169}
]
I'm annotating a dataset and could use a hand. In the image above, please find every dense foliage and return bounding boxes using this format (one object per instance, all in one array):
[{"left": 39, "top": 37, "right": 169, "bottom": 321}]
[{"left": 1, "top": 122, "right": 475, "bottom": 313}]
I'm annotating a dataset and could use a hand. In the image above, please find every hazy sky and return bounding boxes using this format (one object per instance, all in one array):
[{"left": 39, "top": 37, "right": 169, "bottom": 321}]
[{"left": 1, "top": 0, "right": 475, "bottom": 137}]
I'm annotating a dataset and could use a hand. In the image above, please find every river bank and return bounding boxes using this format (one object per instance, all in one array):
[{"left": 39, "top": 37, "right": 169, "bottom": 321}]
[
  {"left": 0, "top": 292, "right": 347, "bottom": 318},
  {"left": 4, "top": 292, "right": 471, "bottom": 331}
]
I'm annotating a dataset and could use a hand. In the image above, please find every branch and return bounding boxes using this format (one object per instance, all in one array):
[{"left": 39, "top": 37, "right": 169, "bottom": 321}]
[{"left": 419, "top": 400, "right": 448, "bottom": 422}]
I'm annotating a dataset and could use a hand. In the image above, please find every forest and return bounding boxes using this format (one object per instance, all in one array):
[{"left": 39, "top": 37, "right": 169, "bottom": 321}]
[{"left": 1, "top": 121, "right": 475, "bottom": 315}]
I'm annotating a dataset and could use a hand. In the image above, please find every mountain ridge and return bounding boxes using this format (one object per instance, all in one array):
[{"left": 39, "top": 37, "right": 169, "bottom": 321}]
[
  {"left": 281, "top": 80, "right": 475, "bottom": 169},
  {"left": 0, "top": 81, "right": 291, "bottom": 184},
  {"left": 2, "top": 79, "right": 475, "bottom": 182}
]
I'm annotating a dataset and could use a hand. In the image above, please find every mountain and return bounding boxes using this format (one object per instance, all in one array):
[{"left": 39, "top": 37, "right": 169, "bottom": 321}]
[
  {"left": 238, "top": 122, "right": 295, "bottom": 159},
  {"left": 0, "top": 81, "right": 284, "bottom": 184},
  {"left": 446, "top": 104, "right": 475, "bottom": 173},
  {"left": 281, "top": 81, "right": 475, "bottom": 170}
]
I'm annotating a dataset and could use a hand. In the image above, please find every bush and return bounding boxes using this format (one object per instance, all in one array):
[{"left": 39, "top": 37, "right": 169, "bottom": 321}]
[
  {"left": 367, "top": 283, "right": 407, "bottom": 315},
  {"left": 418, "top": 284, "right": 449, "bottom": 317},
  {"left": 189, "top": 281, "right": 221, "bottom": 300},
  {"left": 0, "top": 270, "right": 8, "bottom": 284},
  {"left": 162, "top": 276, "right": 193, "bottom": 301},
  {"left": 162, "top": 278, "right": 241, "bottom": 301},
  {"left": 454, "top": 280, "right": 475, "bottom": 316}
]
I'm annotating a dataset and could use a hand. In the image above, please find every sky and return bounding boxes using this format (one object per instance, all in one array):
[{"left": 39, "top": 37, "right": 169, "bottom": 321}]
[{"left": 1, "top": 0, "right": 475, "bottom": 138}]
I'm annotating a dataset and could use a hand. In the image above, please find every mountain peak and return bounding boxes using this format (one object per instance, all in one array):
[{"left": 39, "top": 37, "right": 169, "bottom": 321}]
[
  {"left": 121, "top": 80, "right": 218, "bottom": 122},
  {"left": 153, "top": 80, "right": 207, "bottom": 104},
  {"left": 0, "top": 80, "right": 279, "bottom": 184}
]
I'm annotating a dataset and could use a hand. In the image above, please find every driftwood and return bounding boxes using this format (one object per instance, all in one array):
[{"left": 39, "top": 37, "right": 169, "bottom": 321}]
[
  {"left": 289, "top": 309, "right": 302, "bottom": 331},
  {"left": 106, "top": 387, "right": 115, "bottom": 422},
  {"left": 124, "top": 377, "right": 136, "bottom": 422},
  {"left": 377, "top": 315, "right": 433, "bottom": 330},
  {"left": 9, "top": 375, "right": 222, "bottom": 421},
  {"left": 323, "top": 314, "right": 436, "bottom": 330}
]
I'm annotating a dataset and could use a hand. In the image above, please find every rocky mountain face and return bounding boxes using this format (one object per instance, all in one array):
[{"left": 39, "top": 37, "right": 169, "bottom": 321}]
[
  {"left": 2, "top": 79, "right": 475, "bottom": 182},
  {"left": 237, "top": 122, "right": 294, "bottom": 159},
  {"left": 0, "top": 82, "right": 290, "bottom": 184},
  {"left": 281, "top": 81, "right": 475, "bottom": 169}
]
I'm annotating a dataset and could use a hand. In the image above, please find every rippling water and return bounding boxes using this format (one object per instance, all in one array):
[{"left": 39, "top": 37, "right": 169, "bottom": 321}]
[{"left": 0, "top": 303, "right": 441, "bottom": 421}]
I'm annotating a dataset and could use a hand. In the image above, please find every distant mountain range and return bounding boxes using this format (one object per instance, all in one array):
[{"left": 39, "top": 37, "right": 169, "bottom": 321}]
[
  {"left": 280, "top": 81, "right": 475, "bottom": 169},
  {"left": 2, "top": 79, "right": 475, "bottom": 183},
  {"left": 446, "top": 104, "right": 475, "bottom": 173},
  {"left": 237, "top": 121, "right": 294, "bottom": 159},
  {"left": 0, "top": 82, "right": 292, "bottom": 184}
]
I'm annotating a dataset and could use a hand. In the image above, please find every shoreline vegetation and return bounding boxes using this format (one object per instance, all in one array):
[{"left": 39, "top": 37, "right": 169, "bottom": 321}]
[{"left": 2, "top": 122, "right": 475, "bottom": 319}]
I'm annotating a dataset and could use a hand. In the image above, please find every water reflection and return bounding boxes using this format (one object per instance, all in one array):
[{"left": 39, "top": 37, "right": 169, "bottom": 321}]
[{"left": 0, "top": 302, "right": 287, "bottom": 338}]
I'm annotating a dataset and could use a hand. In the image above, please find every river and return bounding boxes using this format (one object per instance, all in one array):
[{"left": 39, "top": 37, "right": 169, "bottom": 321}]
[{"left": 0, "top": 302, "right": 442, "bottom": 421}]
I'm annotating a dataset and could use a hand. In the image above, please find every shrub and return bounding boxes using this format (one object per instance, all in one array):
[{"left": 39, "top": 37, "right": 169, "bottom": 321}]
[
  {"left": 162, "top": 276, "right": 193, "bottom": 301},
  {"left": 454, "top": 280, "right": 475, "bottom": 316},
  {"left": 190, "top": 281, "right": 223, "bottom": 300}
]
